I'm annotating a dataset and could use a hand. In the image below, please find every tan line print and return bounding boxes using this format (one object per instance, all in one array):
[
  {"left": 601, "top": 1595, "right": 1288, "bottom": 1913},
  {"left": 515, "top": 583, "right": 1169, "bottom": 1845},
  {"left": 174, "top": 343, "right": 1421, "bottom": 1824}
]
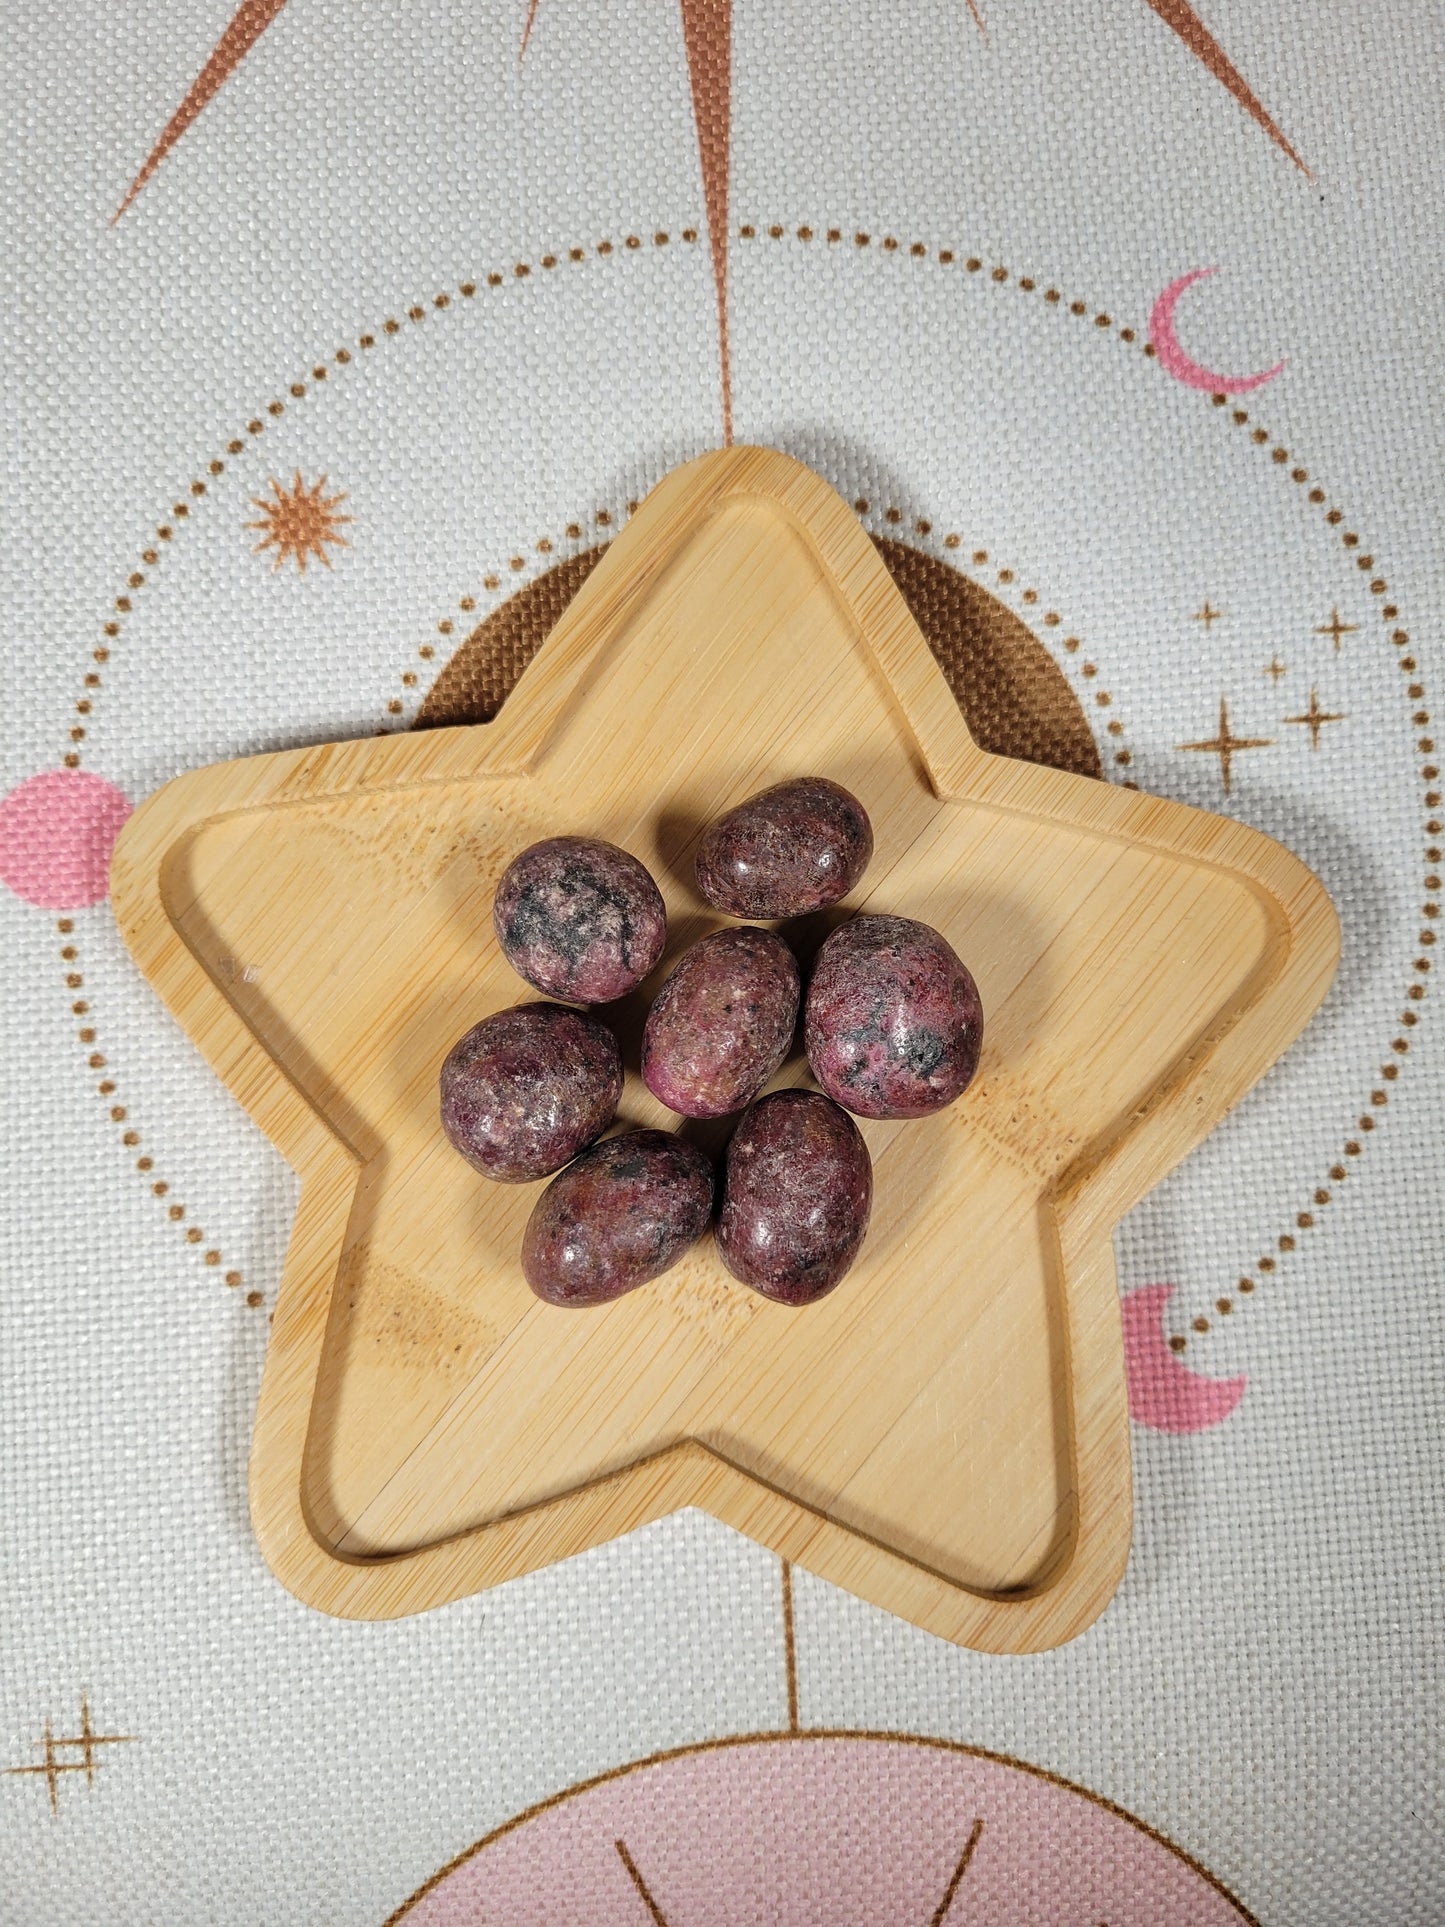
[
  {"left": 111, "top": 0, "right": 1301, "bottom": 455},
  {"left": 113, "top": 0, "right": 1304, "bottom": 224},
  {"left": 1141, "top": 0, "right": 1308, "bottom": 174},
  {"left": 113, "top": 0, "right": 290, "bottom": 223},
  {"left": 615, "top": 1838, "right": 671, "bottom": 1925},
  {"left": 929, "top": 1817, "right": 985, "bottom": 1927},
  {"left": 605, "top": 1808, "right": 984, "bottom": 1924},
  {"left": 781, "top": 1558, "right": 800, "bottom": 1732}
]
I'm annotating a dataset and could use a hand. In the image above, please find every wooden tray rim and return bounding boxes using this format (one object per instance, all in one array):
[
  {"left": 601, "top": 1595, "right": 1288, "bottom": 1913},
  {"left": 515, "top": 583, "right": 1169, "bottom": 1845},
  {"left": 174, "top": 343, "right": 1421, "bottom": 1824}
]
[{"left": 111, "top": 446, "right": 1339, "bottom": 1649}]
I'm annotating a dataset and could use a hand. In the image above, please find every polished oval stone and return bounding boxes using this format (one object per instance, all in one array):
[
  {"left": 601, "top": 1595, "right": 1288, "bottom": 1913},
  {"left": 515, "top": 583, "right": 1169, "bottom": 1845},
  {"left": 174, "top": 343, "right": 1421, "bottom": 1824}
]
[
  {"left": 716, "top": 1090, "right": 873, "bottom": 1304},
  {"left": 804, "top": 913, "right": 983, "bottom": 1119},
  {"left": 439, "top": 1003, "right": 622, "bottom": 1183},
  {"left": 521, "top": 1130, "right": 715, "bottom": 1307},
  {"left": 642, "top": 927, "right": 800, "bottom": 1119},
  {"left": 494, "top": 835, "right": 667, "bottom": 1004},
  {"left": 695, "top": 777, "right": 873, "bottom": 918}
]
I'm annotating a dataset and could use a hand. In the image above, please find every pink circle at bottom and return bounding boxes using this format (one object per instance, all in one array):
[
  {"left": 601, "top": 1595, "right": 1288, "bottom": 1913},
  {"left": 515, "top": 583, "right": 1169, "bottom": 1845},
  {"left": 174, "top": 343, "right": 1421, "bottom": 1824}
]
[{"left": 393, "top": 1732, "right": 1254, "bottom": 1925}]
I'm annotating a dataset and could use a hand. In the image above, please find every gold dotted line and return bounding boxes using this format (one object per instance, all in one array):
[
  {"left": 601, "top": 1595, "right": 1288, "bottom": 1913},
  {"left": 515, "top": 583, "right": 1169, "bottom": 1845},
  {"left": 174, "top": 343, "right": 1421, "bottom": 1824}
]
[
  {"left": 851, "top": 501, "right": 1138, "bottom": 780},
  {"left": 740, "top": 222, "right": 1434, "bottom": 1352},
  {"left": 387, "top": 499, "right": 1127, "bottom": 761},
  {"left": 399, "top": 490, "right": 1136, "bottom": 776},
  {"left": 66, "top": 229, "right": 701, "bottom": 764},
  {"left": 386, "top": 506, "right": 636, "bottom": 723},
  {"left": 737, "top": 219, "right": 1432, "bottom": 1353},
  {"left": 737, "top": 222, "right": 1143, "bottom": 343},
  {"left": 62, "top": 229, "right": 698, "bottom": 1273},
  {"left": 53, "top": 917, "right": 255, "bottom": 1303},
  {"left": 70, "top": 220, "right": 1431, "bottom": 1345},
  {"left": 1164, "top": 403, "right": 1434, "bottom": 1350}
]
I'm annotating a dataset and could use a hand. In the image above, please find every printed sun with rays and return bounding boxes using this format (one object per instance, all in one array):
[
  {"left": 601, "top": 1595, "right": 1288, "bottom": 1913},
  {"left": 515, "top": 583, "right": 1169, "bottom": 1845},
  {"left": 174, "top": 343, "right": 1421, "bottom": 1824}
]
[
  {"left": 110, "top": 0, "right": 1309, "bottom": 450},
  {"left": 246, "top": 471, "right": 351, "bottom": 574}
]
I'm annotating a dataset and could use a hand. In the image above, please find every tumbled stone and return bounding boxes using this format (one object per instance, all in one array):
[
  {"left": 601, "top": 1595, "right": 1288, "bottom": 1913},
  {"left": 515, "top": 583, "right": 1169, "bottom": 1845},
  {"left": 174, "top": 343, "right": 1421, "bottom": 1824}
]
[
  {"left": 494, "top": 835, "right": 666, "bottom": 1004},
  {"left": 716, "top": 1090, "right": 873, "bottom": 1304},
  {"left": 440, "top": 1002, "right": 622, "bottom": 1183},
  {"left": 521, "top": 1129, "right": 715, "bottom": 1307},
  {"left": 695, "top": 777, "right": 873, "bottom": 918},
  {"left": 642, "top": 927, "right": 800, "bottom": 1118},
  {"left": 804, "top": 913, "right": 983, "bottom": 1119}
]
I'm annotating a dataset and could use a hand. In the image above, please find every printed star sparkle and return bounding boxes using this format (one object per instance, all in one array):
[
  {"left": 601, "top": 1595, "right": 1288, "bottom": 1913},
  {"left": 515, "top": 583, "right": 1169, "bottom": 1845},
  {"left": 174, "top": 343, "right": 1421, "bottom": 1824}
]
[
  {"left": 1178, "top": 695, "right": 1272, "bottom": 794},
  {"left": 5, "top": 1699, "right": 134, "bottom": 1817}
]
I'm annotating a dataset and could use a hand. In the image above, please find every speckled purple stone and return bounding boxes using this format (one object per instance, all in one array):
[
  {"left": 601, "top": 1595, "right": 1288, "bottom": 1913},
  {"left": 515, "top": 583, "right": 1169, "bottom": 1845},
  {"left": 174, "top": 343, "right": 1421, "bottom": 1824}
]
[
  {"left": 439, "top": 1003, "right": 622, "bottom": 1183},
  {"left": 804, "top": 914, "right": 983, "bottom": 1120},
  {"left": 695, "top": 777, "right": 873, "bottom": 919},
  {"left": 521, "top": 1130, "right": 715, "bottom": 1308},
  {"left": 493, "top": 835, "right": 667, "bottom": 1004},
  {"left": 642, "top": 927, "right": 800, "bottom": 1119},
  {"left": 716, "top": 1091, "right": 873, "bottom": 1304}
]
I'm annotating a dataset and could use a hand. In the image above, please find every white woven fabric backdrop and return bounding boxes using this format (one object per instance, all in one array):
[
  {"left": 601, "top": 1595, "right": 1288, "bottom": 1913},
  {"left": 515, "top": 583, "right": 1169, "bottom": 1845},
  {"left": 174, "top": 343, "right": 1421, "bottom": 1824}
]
[{"left": 2, "top": 2, "right": 1442, "bottom": 1919}]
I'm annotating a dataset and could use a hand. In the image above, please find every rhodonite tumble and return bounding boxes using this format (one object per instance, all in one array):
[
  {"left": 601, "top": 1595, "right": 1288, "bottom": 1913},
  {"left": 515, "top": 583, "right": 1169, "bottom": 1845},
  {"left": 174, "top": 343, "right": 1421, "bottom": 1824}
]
[
  {"left": 805, "top": 913, "right": 983, "bottom": 1119},
  {"left": 494, "top": 835, "right": 667, "bottom": 1003},
  {"left": 642, "top": 927, "right": 800, "bottom": 1118},
  {"left": 439, "top": 1003, "right": 622, "bottom": 1183},
  {"left": 716, "top": 1091, "right": 873, "bottom": 1303},
  {"left": 521, "top": 1130, "right": 715, "bottom": 1307},
  {"left": 695, "top": 777, "right": 873, "bottom": 918}
]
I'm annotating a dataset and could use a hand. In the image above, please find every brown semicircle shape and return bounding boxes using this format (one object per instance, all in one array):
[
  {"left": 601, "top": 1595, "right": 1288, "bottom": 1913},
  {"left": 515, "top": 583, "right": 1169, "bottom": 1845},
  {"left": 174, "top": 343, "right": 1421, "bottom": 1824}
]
[{"left": 416, "top": 537, "right": 1101, "bottom": 781}]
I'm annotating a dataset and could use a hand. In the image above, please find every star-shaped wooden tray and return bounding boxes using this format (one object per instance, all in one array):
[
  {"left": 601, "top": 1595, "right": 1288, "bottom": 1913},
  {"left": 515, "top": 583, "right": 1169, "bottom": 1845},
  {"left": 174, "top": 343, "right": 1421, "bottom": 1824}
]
[{"left": 112, "top": 447, "right": 1337, "bottom": 1650}]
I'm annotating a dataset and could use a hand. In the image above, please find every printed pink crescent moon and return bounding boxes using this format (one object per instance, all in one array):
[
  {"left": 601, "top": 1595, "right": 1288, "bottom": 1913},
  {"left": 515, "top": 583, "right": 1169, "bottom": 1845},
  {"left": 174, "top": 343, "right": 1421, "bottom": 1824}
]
[
  {"left": 1122, "top": 1284, "right": 1247, "bottom": 1433},
  {"left": 1149, "top": 269, "right": 1285, "bottom": 394}
]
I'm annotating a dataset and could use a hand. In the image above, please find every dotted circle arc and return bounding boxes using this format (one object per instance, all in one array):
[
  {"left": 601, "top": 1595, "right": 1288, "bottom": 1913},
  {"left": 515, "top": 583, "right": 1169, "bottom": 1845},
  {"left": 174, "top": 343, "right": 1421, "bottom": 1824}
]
[{"left": 63, "top": 220, "right": 1431, "bottom": 1349}]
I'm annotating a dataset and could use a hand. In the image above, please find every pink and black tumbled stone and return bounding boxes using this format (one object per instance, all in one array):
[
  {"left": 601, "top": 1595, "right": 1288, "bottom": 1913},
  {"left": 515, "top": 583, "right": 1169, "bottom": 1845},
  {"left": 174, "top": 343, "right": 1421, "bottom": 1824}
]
[
  {"left": 716, "top": 1090, "right": 873, "bottom": 1304},
  {"left": 694, "top": 777, "right": 873, "bottom": 919},
  {"left": 521, "top": 1129, "right": 715, "bottom": 1307},
  {"left": 642, "top": 926, "right": 800, "bottom": 1119},
  {"left": 804, "top": 913, "right": 983, "bottom": 1120},
  {"left": 439, "top": 1002, "right": 622, "bottom": 1184},
  {"left": 493, "top": 835, "right": 667, "bottom": 1004}
]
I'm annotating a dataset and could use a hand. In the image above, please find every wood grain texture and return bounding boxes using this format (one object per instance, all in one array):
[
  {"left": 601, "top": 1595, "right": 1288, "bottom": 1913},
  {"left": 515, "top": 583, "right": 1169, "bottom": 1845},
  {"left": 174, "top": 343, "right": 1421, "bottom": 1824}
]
[{"left": 111, "top": 447, "right": 1339, "bottom": 1649}]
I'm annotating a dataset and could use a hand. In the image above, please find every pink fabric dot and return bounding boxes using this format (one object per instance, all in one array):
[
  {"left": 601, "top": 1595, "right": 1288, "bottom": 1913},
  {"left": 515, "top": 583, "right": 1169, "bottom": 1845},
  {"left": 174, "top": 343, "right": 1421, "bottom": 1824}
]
[{"left": 0, "top": 770, "right": 132, "bottom": 909}]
